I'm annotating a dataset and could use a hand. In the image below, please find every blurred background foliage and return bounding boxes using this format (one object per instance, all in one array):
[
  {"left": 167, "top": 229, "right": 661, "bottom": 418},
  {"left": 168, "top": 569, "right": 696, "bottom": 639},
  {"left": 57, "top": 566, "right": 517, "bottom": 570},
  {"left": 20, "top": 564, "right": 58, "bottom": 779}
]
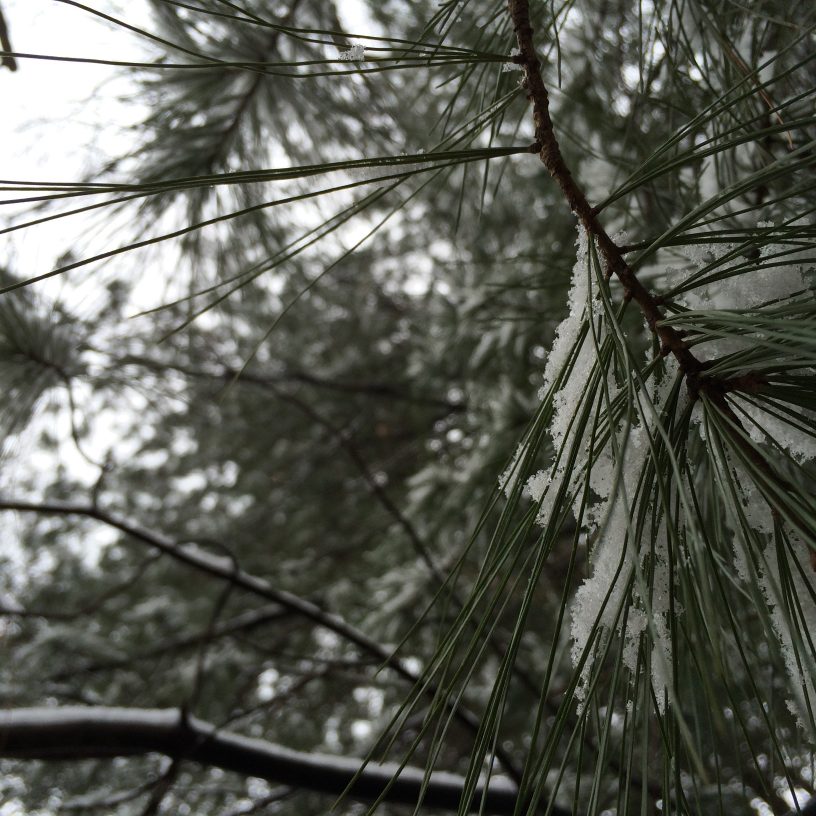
[{"left": 0, "top": 0, "right": 814, "bottom": 814}]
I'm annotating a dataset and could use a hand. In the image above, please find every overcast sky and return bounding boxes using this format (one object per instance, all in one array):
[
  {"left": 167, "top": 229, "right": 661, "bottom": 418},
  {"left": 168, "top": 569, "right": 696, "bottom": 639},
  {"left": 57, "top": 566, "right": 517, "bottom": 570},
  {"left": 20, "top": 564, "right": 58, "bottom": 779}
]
[{"left": 1, "top": 1, "right": 155, "bottom": 305}]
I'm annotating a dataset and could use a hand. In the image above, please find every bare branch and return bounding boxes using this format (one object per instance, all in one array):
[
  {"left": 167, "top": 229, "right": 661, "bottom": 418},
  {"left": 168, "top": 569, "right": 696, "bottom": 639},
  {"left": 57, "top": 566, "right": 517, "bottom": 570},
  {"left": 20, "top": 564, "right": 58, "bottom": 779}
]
[
  {"left": 0, "top": 498, "right": 527, "bottom": 786},
  {"left": 0, "top": 706, "right": 521, "bottom": 814}
]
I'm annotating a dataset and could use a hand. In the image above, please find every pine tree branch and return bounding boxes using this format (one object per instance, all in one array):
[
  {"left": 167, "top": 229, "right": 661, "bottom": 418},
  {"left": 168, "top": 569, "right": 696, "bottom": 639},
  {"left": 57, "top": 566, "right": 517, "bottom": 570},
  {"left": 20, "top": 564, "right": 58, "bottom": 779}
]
[
  {"left": 507, "top": 0, "right": 703, "bottom": 380},
  {"left": 0, "top": 706, "right": 521, "bottom": 814},
  {"left": 506, "top": 0, "right": 775, "bottom": 406},
  {"left": 199, "top": 0, "right": 303, "bottom": 174},
  {"left": 506, "top": 0, "right": 805, "bottom": 541}
]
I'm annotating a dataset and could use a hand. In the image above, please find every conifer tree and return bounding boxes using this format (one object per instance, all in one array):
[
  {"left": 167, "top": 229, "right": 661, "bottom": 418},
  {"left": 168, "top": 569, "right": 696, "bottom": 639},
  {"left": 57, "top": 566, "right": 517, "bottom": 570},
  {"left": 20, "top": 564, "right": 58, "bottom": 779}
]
[{"left": 0, "top": 1, "right": 814, "bottom": 814}]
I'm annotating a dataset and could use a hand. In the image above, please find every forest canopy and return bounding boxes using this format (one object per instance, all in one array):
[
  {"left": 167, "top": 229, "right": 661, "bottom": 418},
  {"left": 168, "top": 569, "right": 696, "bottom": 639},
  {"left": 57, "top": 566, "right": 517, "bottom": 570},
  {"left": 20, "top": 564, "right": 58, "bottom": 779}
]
[{"left": 0, "top": 1, "right": 815, "bottom": 815}]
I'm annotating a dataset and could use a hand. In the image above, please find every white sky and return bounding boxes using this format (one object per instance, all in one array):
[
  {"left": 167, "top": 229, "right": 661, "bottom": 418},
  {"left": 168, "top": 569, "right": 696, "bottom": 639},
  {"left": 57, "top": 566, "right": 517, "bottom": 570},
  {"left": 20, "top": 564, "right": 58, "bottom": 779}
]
[
  {"left": 1, "top": 0, "right": 153, "bottom": 309},
  {"left": 0, "top": 2, "right": 159, "bottom": 520},
  {"left": 0, "top": 0, "right": 378, "bottom": 303}
]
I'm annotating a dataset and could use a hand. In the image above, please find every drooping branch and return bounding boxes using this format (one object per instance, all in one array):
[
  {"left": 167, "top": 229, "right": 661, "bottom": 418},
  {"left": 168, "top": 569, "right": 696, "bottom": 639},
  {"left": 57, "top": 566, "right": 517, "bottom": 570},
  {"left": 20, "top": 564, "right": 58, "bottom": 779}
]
[
  {"left": 0, "top": 498, "right": 412, "bottom": 680},
  {"left": 0, "top": 706, "right": 519, "bottom": 814},
  {"left": 0, "top": 498, "right": 452, "bottom": 701}
]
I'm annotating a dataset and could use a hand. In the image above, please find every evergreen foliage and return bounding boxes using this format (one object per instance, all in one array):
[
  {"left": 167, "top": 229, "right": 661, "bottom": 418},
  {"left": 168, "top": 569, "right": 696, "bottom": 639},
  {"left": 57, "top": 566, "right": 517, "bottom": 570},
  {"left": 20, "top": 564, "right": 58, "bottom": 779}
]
[{"left": 0, "top": 1, "right": 814, "bottom": 814}]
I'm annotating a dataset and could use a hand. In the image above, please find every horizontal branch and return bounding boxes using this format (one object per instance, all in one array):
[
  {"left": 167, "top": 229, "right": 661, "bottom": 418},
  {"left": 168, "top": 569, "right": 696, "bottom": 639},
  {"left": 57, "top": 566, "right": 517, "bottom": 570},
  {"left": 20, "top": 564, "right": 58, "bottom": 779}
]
[
  {"left": 0, "top": 706, "right": 519, "bottom": 814},
  {"left": 0, "top": 498, "right": 536, "bottom": 795}
]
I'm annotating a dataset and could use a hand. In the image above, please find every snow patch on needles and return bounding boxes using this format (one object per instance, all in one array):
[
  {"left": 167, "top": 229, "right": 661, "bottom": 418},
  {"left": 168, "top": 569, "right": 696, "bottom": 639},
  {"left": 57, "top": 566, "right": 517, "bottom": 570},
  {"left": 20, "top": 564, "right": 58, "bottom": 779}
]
[
  {"left": 542, "top": 226, "right": 595, "bottom": 397},
  {"left": 766, "top": 541, "right": 816, "bottom": 729},
  {"left": 338, "top": 44, "right": 366, "bottom": 62},
  {"left": 570, "top": 427, "right": 648, "bottom": 710},
  {"left": 503, "top": 215, "right": 814, "bottom": 718},
  {"left": 501, "top": 226, "right": 597, "bottom": 507},
  {"left": 570, "top": 407, "right": 682, "bottom": 713},
  {"left": 675, "top": 214, "right": 816, "bottom": 731},
  {"left": 524, "top": 226, "right": 606, "bottom": 526},
  {"left": 679, "top": 221, "right": 810, "bottom": 336},
  {"left": 562, "top": 324, "right": 683, "bottom": 707},
  {"left": 525, "top": 226, "right": 681, "bottom": 710},
  {"left": 506, "top": 226, "right": 690, "bottom": 713},
  {"left": 736, "top": 395, "right": 816, "bottom": 464},
  {"left": 681, "top": 221, "right": 816, "bottom": 465},
  {"left": 728, "top": 464, "right": 816, "bottom": 727}
]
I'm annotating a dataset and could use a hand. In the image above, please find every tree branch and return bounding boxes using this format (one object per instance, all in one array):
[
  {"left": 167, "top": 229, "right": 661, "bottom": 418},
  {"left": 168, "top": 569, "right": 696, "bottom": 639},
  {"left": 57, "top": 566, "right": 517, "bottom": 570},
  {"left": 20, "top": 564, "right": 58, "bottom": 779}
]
[
  {"left": 0, "top": 706, "right": 520, "bottom": 814},
  {"left": 47, "top": 604, "right": 292, "bottom": 683},
  {"left": 0, "top": 498, "right": 534, "bottom": 793},
  {"left": 0, "top": 498, "right": 420, "bottom": 684},
  {"left": 507, "top": 0, "right": 776, "bottom": 409},
  {"left": 198, "top": 0, "right": 304, "bottom": 174},
  {"left": 506, "top": 0, "right": 801, "bottom": 537},
  {"left": 116, "top": 352, "right": 466, "bottom": 412},
  {"left": 507, "top": 0, "right": 702, "bottom": 379}
]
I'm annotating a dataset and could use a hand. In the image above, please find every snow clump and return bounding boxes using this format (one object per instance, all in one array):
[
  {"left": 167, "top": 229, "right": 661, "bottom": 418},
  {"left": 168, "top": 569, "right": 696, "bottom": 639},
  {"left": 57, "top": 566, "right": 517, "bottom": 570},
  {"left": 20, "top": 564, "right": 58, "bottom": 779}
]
[{"left": 338, "top": 44, "right": 366, "bottom": 62}]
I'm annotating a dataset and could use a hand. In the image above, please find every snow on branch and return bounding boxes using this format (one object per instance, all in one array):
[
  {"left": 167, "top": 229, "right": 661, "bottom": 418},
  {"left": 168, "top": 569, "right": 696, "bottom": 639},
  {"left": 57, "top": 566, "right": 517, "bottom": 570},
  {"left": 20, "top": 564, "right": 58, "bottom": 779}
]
[
  {"left": 0, "top": 706, "right": 519, "bottom": 814},
  {"left": 0, "top": 498, "right": 414, "bottom": 682},
  {"left": 338, "top": 43, "right": 366, "bottom": 62}
]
